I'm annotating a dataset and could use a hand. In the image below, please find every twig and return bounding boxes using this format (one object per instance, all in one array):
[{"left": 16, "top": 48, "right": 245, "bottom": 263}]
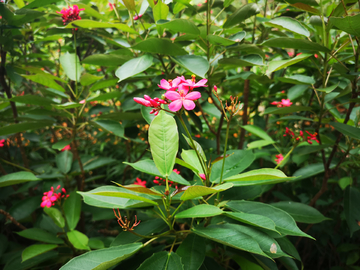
[{"left": 0, "top": 209, "right": 27, "bottom": 230}]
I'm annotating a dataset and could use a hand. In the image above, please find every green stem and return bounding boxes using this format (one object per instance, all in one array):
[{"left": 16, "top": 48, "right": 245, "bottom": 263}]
[
  {"left": 170, "top": 201, "right": 184, "bottom": 218},
  {"left": 219, "top": 119, "right": 231, "bottom": 185},
  {"left": 73, "top": 32, "right": 78, "bottom": 97},
  {"left": 274, "top": 144, "right": 297, "bottom": 169}
]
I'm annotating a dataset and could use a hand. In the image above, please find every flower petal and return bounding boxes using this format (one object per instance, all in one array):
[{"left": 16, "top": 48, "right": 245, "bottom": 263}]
[
  {"left": 165, "top": 91, "right": 181, "bottom": 101},
  {"left": 194, "top": 78, "right": 208, "bottom": 87},
  {"left": 169, "top": 100, "right": 183, "bottom": 112},
  {"left": 183, "top": 100, "right": 196, "bottom": 110},
  {"left": 185, "top": 91, "right": 201, "bottom": 100},
  {"left": 158, "top": 79, "right": 170, "bottom": 89}
]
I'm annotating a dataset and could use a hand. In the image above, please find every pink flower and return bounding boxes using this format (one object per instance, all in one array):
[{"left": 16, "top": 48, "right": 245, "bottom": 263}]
[
  {"left": 199, "top": 173, "right": 206, "bottom": 181},
  {"left": 134, "top": 178, "right": 146, "bottom": 187},
  {"left": 0, "top": 139, "right": 5, "bottom": 147},
  {"left": 79, "top": 99, "right": 86, "bottom": 104},
  {"left": 158, "top": 76, "right": 184, "bottom": 91},
  {"left": 133, "top": 14, "right": 143, "bottom": 20},
  {"left": 133, "top": 95, "right": 167, "bottom": 116},
  {"left": 56, "top": 5, "right": 84, "bottom": 25},
  {"left": 41, "top": 186, "right": 69, "bottom": 208},
  {"left": 280, "top": 99, "right": 292, "bottom": 107},
  {"left": 108, "top": 3, "right": 114, "bottom": 10},
  {"left": 165, "top": 86, "right": 201, "bottom": 112},
  {"left": 213, "top": 85, "right": 218, "bottom": 92},
  {"left": 61, "top": 145, "right": 71, "bottom": 151},
  {"left": 182, "top": 75, "right": 208, "bottom": 89},
  {"left": 275, "top": 154, "right": 284, "bottom": 164}
]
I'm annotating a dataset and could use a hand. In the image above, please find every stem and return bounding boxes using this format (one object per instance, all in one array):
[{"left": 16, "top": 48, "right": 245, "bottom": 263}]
[
  {"left": 170, "top": 201, "right": 184, "bottom": 218},
  {"left": 219, "top": 119, "right": 231, "bottom": 184},
  {"left": 274, "top": 144, "right": 296, "bottom": 169},
  {"left": 238, "top": 66, "right": 251, "bottom": 149},
  {"left": 0, "top": 209, "right": 27, "bottom": 230}
]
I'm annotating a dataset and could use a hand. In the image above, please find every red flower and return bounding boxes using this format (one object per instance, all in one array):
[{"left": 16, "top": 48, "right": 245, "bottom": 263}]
[
  {"left": 57, "top": 5, "right": 85, "bottom": 25},
  {"left": 61, "top": 145, "right": 71, "bottom": 151},
  {"left": 275, "top": 154, "right": 284, "bottom": 164},
  {"left": 134, "top": 178, "right": 146, "bottom": 187},
  {"left": 199, "top": 173, "right": 206, "bottom": 181},
  {"left": 0, "top": 139, "right": 5, "bottom": 147},
  {"left": 41, "top": 186, "right": 68, "bottom": 208}
]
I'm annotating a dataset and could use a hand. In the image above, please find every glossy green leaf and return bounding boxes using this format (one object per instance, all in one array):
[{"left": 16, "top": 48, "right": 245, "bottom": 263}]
[
  {"left": 266, "top": 17, "right": 310, "bottom": 37},
  {"left": 223, "top": 3, "right": 260, "bottom": 28},
  {"left": 293, "top": 163, "right": 335, "bottom": 181},
  {"left": 132, "top": 38, "right": 187, "bottom": 56},
  {"left": 67, "top": 230, "right": 90, "bottom": 250},
  {"left": 115, "top": 55, "right": 153, "bottom": 82},
  {"left": 263, "top": 38, "right": 329, "bottom": 52},
  {"left": 76, "top": 3, "right": 105, "bottom": 20},
  {"left": 65, "top": 20, "right": 137, "bottom": 34},
  {"left": 226, "top": 201, "right": 314, "bottom": 238},
  {"left": 82, "top": 54, "right": 131, "bottom": 67},
  {"left": 175, "top": 158, "right": 199, "bottom": 173},
  {"left": 267, "top": 53, "right": 312, "bottom": 73},
  {"left": 0, "top": 172, "right": 39, "bottom": 188},
  {"left": 288, "top": 84, "right": 309, "bottom": 100},
  {"left": 63, "top": 191, "right": 82, "bottom": 231},
  {"left": 16, "top": 228, "right": 64, "bottom": 244},
  {"left": 183, "top": 135, "right": 207, "bottom": 162},
  {"left": 247, "top": 140, "right": 275, "bottom": 149},
  {"left": 54, "top": 102, "right": 82, "bottom": 109},
  {"left": 330, "top": 14, "right": 360, "bottom": 36},
  {"left": 224, "top": 212, "right": 279, "bottom": 233},
  {"left": 153, "top": 1, "right": 169, "bottom": 23},
  {"left": 208, "top": 35, "right": 236, "bottom": 46},
  {"left": 278, "top": 74, "right": 315, "bottom": 85},
  {"left": 60, "top": 243, "right": 143, "bottom": 270},
  {"left": 276, "top": 237, "right": 301, "bottom": 261},
  {"left": 88, "top": 239, "right": 105, "bottom": 250},
  {"left": 11, "top": 95, "right": 56, "bottom": 106},
  {"left": 91, "top": 120, "right": 124, "bottom": 138},
  {"left": 149, "top": 110, "right": 179, "bottom": 177},
  {"left": 80, "top": 73, "right": 104, "bottom": 86},
  {"left": 224, "top": 168, "right": 294, "bottom": 186},
  {"left": 171, "top": 55, "right": 210, "bottom": 78},
  {"left": 219, "top": 55, "right": 264, "bottom": 67},
  {"left": 78, "top": 186, "right": 159, "bottom": 209},
  {"left": 158, "top": 19, "right": 200, "bottom": 35},
  {"left": 43, "top": 207, "right": 65, "bottom": 228},
  {"left": 233, "top": 256, "right": 263, "bottom": 270},
  {"left": 264, "top": 106, "right": 312, "bottom": 115},
  {"left": 175, "top": 204, "right": 223, "bottom": 219},
  {"left": 22, "top": 244, "right": 57, "bottom": 262},
  {"left": 242, "top": 125, "right": 274, "bottom": 142},
  {"left": 181, "top": 150, "right": 204, "bottom": 174},
  {"left": 21, "top": 74, "right": 65, "bottom": 92},
  {"left": 125, "top": 159, "right": 190, "bottom": 186},
  {"left": 344, "top": 186, "right": 360, "bottom": 236},
  {"left": 56, "top": 150, "right": 73, "bottom": 174},
  {"left": 59, "top": 52, "right": 81, "bottom": 81},
  {"left": 137, "top": 251, "right": 183, "bottom": 270},
  {"left": 271, "top": 201, "right": 329, "bottom": 224},
  {"left": 339, "top": 177, "right": 353, "bottom": 190},
  {"left": 330, "top": 122, "right": 360, "bottom": 140},
  {"left": 180, "top": 183, "right": 233, "bottom": 201},
  {"left": 89, "top": 79, "right": 118, "bottom": 91},
  {"left": 176, "top": 234, "right": 205, "bottom": 270},
  {"left": 4, "top": 250, "right": 58, "bottom": 270},
  {"left": 192, "top": 224, "right": 268, "bottom": 258},
  {"left": 114, "top": 184, "right": 163, "bottom": 196}
]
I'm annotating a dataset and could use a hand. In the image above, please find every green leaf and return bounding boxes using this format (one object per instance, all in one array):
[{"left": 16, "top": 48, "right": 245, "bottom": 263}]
[
  {"left": 224, "top": 169, "right": 294, "bottom": 186},
  {"left": 339, "top": 177, "right": 353, "bottom": 190},
  {"left": 59, "top": 52, "right": 81, "bottom": 81},
  {"left": 158, "top": 19, "right": 200, "bottom": 35},
  {"left": 226, "top": 201, "right": 314, "bottom": 239},
  {"left": 54, "top": 102, "right": 82, "bottom": 109},
  {"left": 293, "top": 163, "right": 335, "bottom": 181},
  {"left": 149, "top": 110, "right": 179, "bottom": 177},
  {"left": 171, "top": 55, "right": 210, "bottom": 78},
  {"left": 65, "top": 20, "right": 137, "bottom": 34},
  {"left": 175, "top": 204, "right": 223, "bottom": 219},
  {"left": 208, "top": 35, "right": 237, "bottom": 46},
  {"left": 242, "top": 125, "right": 274, "bottom": 142},
  {"left": 16, "top": 228, "right": 64, "bottom": 244},
  {"left": 233, "top": 256, "right": 263, "bottom": 270},
  {"left": 223, "top": 3, "right": 260, "bottom": 28},
  {"left": 67, "top": 230, "right": 90, "bottom": 250},
  {"left": 262, "top": 38, "right": 330, "bottom": 52},
  {"left": 137, "top": 251, "right": 183, "bottom": 270},
  {"left": 82, "top": 54, "right": 132, "bottom": 67},
  {"left": 60, "top": 243, "right": 142, "bottom": 270},
  {"left": 266, "top": 17, "right": 310, "bottom": 37},
  {"left": 219, "top": 55, "right": 264, "bottom": 67},
  {"left": 91, "top": 120, "right": 124, "bottom": 138},
  {"left": 87, "top": 92, "right": 122, "bottom": 102},
  {"left": 181, "top": 150, "right": 204, "bottom": 174},
  {"left": 115, "top": 55, "right": 153, "bottom": 82},
  {"left": 276, "top": 237, "right": 301, "bottom": 261},
  {"left": 125, "top": 159, "right": 190, "bottom": 186},
  {"left": 288, "top": 85, "right": 309, "bottom": 100},
  {"left": 132, "top": 38, "right": 187, "bottom": 56},
  {"left": 0, "top": 172, "right": 39, "bottom": 188},
  {"left": 224, "top": 212, "right": 279, "bottom": 234},
  {"left": 4, "top": 250, "right": 58, "bottom": 270},
  {"left": 43, "top": 207, "right": 65, "bottom": 228},
  {"left": 329, "top": 14, "right": 360, "bottom": 36},
  {"left": 89, "top": 79, "right": 118, "bottom": 91},
  {"left": 183, "top": 135, "right": 207, "bottom": 162},
  {"left": 180, "top": 183, "right": 233, "bottom": 201},
  {"left": 267, "top": 53, "right": 312, "bottom": 73},
  {"left": 264, "top": 106, "right": 312, "bottom": 115},
  {"left": 192, "top": 224, "right": 269, "bottom": 258},
  {"left": 13, "top": 0, "right": 25, "bottom": 8},
  {"left": 286, "top": 0, "right": 319, "bottom": 6},
  {"left": 141, "top": 105, "right": 156, "bottom": 125},
  {"left": 22, "top": 244, "right": 57, "bottom": 262},
  {"left": 78, "top": 186, "right": 160, "bottom": 209},
  {"left": 80, "top": 73, "right": 104, "bottom": 86},
  {"left": 11, "top": 95, "right": 56, "bottom": 106},
  {"left": 344, "top": 186, "right": 360, "bottom": 237},
  {"left": 176, "top": 234, "right": 205, "bottom": 270},
  {"left": 22, "top": 74, "right": 65, "bottom": 92},
  {"left": 122, "top": 0, "right": 136, "bottom": 11},
  {"left": 278, "top": 74, "right": 315, "bottom": 85},
  {"left": 247, "top": 140, "right": 275, "bottom": 149},
  {"left": 76, "top": 3, "right": 105, "bottom": 20},
  {"left": 56, "top": 150, "right": 73, "bottom": 174},
  {"left": 176, "top": 158, "right": 199, "bottom": 173},
  {"left": 153, "top": 1, "right": 169, "bottom": 22},
  {"left": 271, "top": 201, "right": 329, "bottom": 224},
  {"left": 63, "top": 191, "right": 82, "bottom": 231},
  {"left": 330, "top": 122, "right": 360, "bottom": 140}
]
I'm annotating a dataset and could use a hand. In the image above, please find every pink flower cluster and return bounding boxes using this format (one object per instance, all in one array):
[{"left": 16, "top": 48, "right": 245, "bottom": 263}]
[
  {"left": 153, "top": 169, "right": 180, "bottom": 188},
  {"left": 134, "top": 75, "right": 207, "bottom": 114},
  {"left": 56, "top": 5, "right": 84, "bottom": 25},
  {"left": 284, "top": 128, "right": 319, "bottom": 144},
  {"left": 275, "top": 154, "right": 284, "bottom": 164},
  {"left": 134, "top": 14, "right": 143, "bottom": 20},
  {"left": 134, "top": 177, "right": 146, "bottom": 187},
  {"left": 41, "top": 186, "right": 69, "bottom": 208},
  {"left": 0, "top": 139, "right": 5, "bottom": 147},
  {"left": 271, "top": 99, "right": 292, "bottom": 107},
  {"left": 61, "top": 145, "right": 71, "bottom": 151}
]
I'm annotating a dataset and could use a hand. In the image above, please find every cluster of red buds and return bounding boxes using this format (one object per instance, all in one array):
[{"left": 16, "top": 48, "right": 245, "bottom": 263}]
[
  {"left": 0, "top": 139, "right": 5, "bottom": 147},
  {"left": 133, "top": 14, "right": 143, "bottom": 20},
  {"left": 283, "top": 128, "right": 319, "bottom": 144},
  {"left": 113, "top": 208, "right": 140, "bottom": 231},
  {"left": 134, "top": 95, "right": 167, "bottom": 116},
  {"left": 56, "top": 5, "right": 84, "bottom": 25},
  {"left": 41, "top": 185, "right": 69, "bottom": 208},
  {"left": 153, "top": 169, "right": 180, "bottom": 188},
  {"left": 275, "top": 154, "right": 284, "bottom": 164},
  {"left": 271, "top": 99, "right": 292, "bottom": 107},
  {"left": 133, "top": 177, "right": 146, "bottom": 187}
]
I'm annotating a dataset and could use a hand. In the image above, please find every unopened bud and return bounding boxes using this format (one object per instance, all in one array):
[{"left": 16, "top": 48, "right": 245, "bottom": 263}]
[
  {"left": 214, "top": 85, "right": 218, "bottom": 92},
  {"left": 165, "top": 190, "right": 169, "bottom": 196}
]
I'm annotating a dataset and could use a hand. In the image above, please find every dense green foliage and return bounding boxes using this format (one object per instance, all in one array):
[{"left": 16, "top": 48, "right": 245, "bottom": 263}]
[{"left": 0, "top": 0, "right": 360, "bottom": 269}]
